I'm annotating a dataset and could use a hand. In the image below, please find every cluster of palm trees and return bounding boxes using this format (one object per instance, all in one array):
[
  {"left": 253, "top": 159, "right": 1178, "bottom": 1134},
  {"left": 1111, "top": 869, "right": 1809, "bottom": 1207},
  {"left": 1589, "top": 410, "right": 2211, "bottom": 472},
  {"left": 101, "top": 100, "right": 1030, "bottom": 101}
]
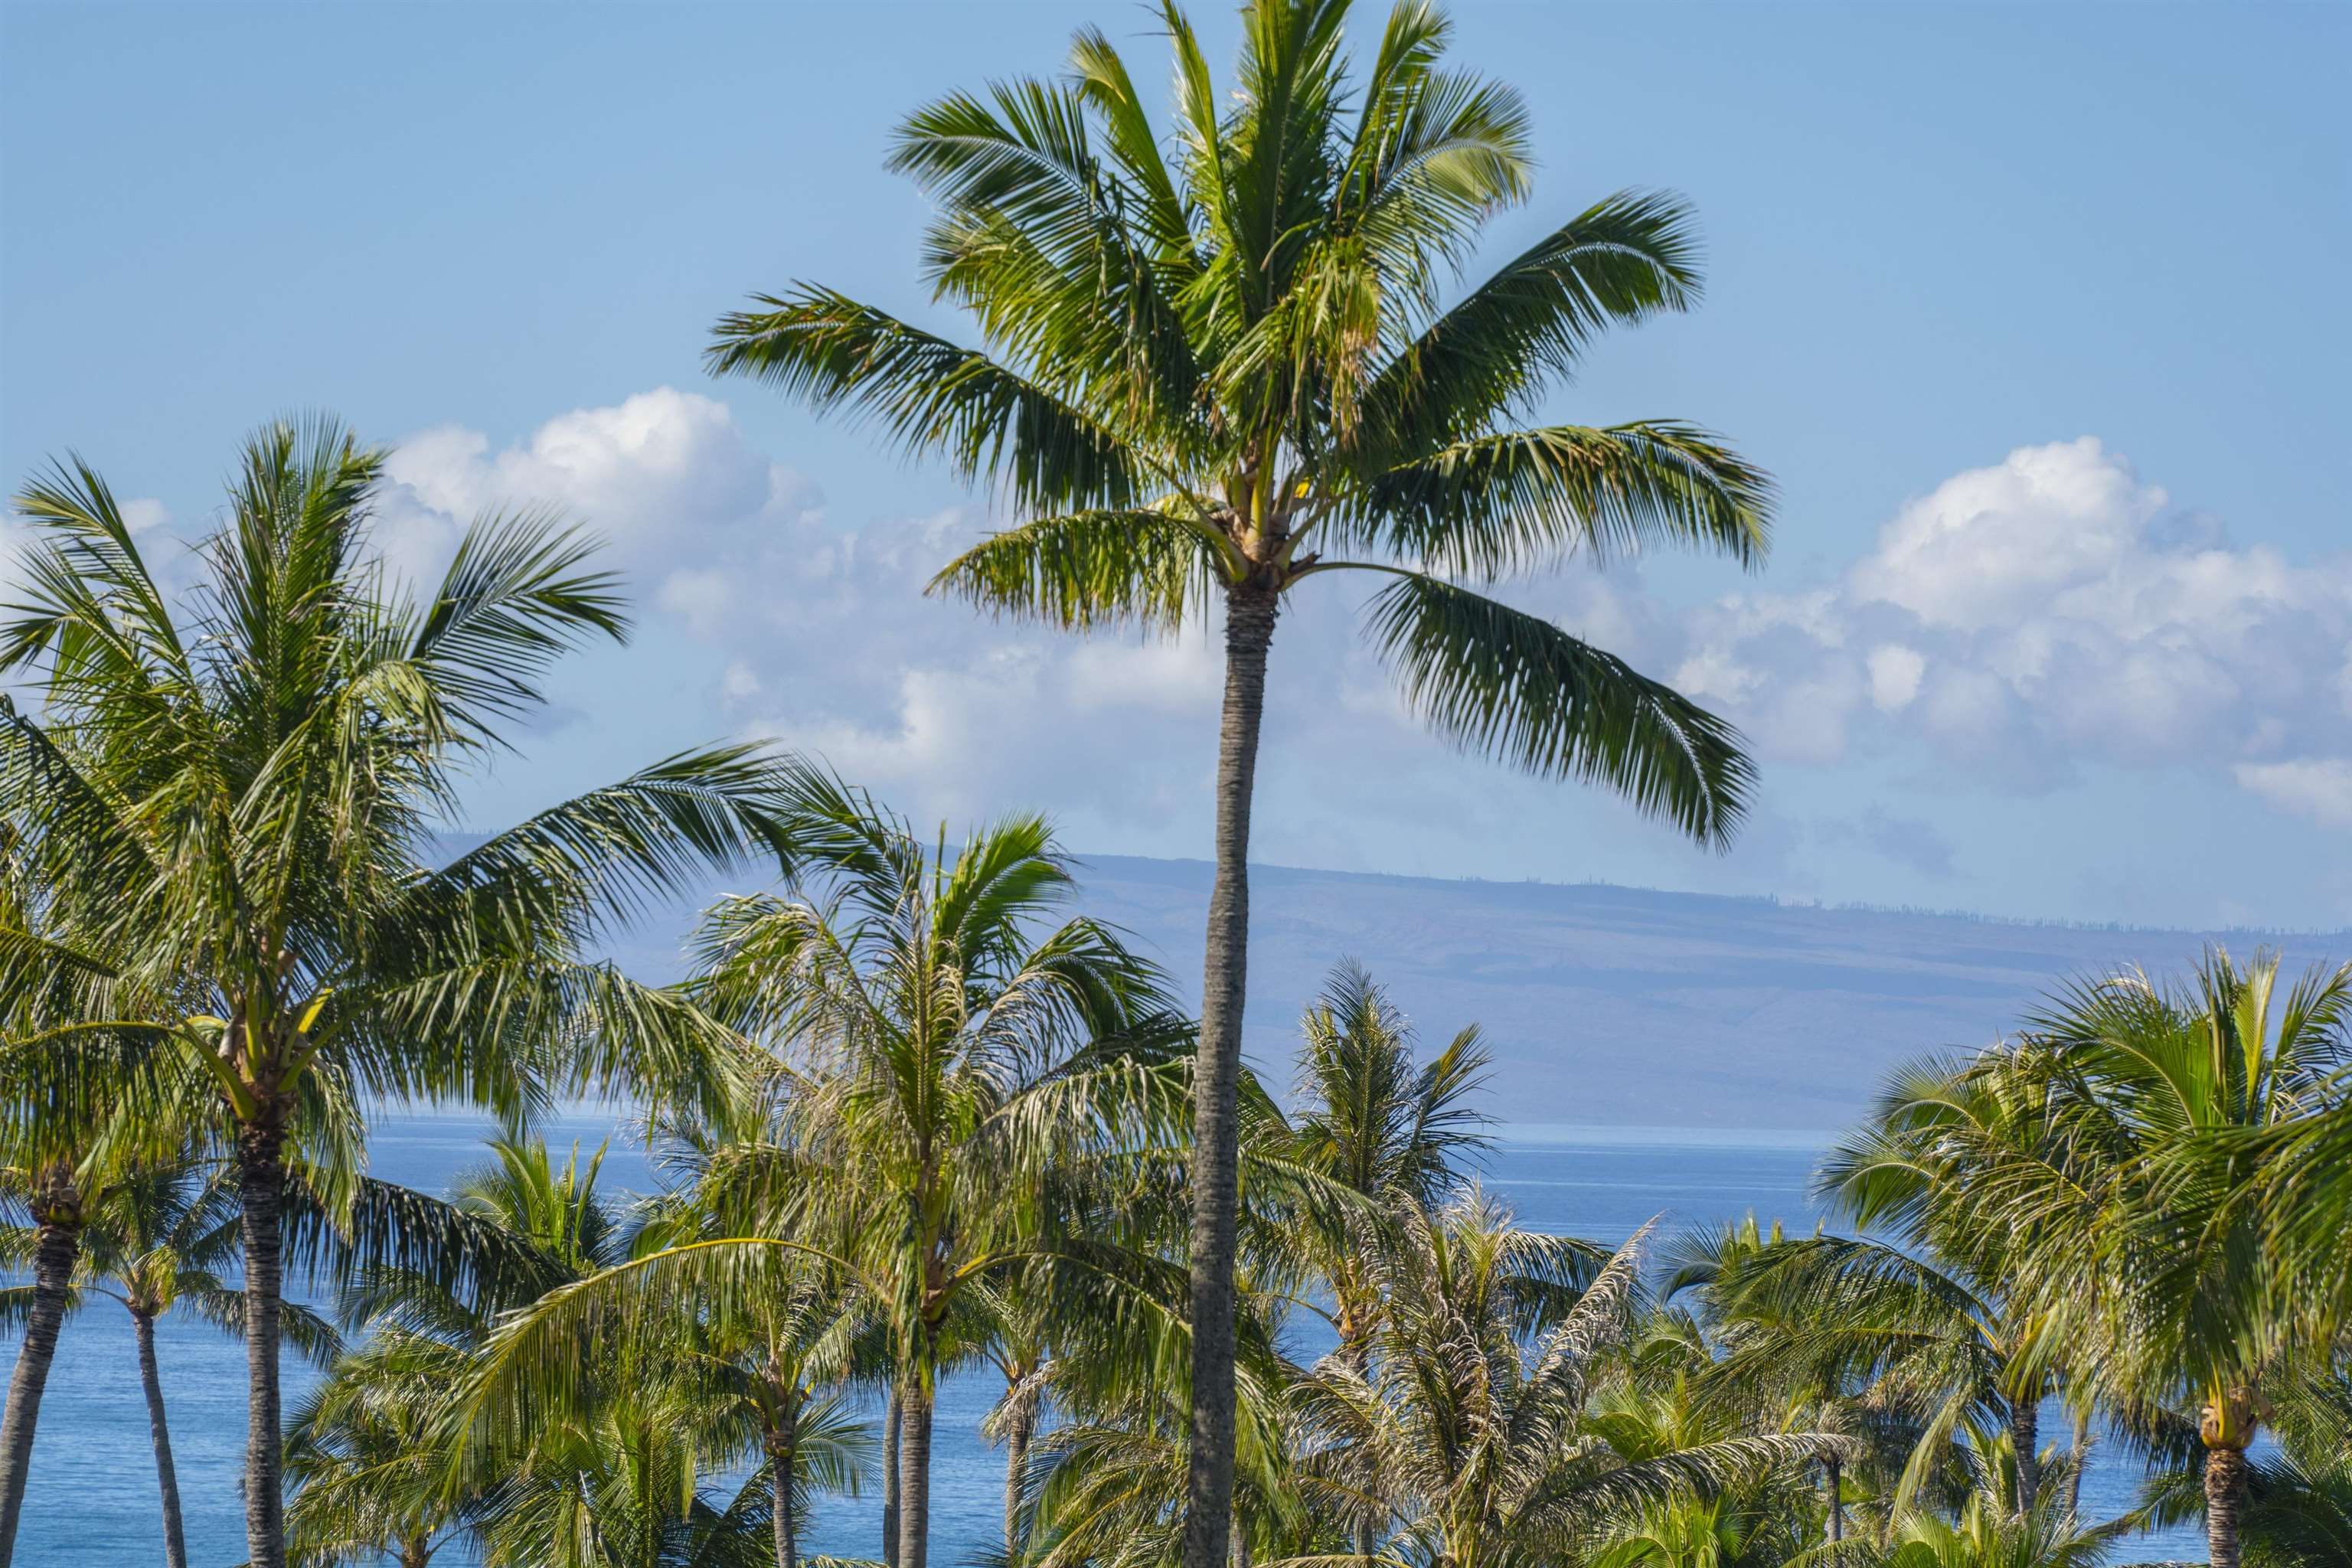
[
  {"left": 1802, "top": 953, "right": 2352, "bottom": 1568},
  {"left": 2, "top": 3, "right": 2347, "bottom": 1567}
]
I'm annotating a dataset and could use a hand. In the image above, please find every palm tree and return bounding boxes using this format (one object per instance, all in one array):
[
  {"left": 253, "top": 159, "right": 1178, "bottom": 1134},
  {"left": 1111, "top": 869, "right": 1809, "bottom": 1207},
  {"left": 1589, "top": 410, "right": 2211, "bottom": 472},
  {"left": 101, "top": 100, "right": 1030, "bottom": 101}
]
[
  {"left": 289, "top": 1136, "right": 724, "bottom": 1568},
  {"left": 2, "top": 1158, "right": 341, "bottom": 1568},
  {"left": 480, "top": 1376, "right": 792, "bottom": 1568},
  {"left": 0, "top": 420, "right": 802, "bottom": 1568},
  {"left": 462, "top": 1217, "right": 877, "bottom": 1568},
  {"left": 2135, "top": 1361, "right": 2352, "bottom": 1568},
  {"left": 1690, "top": 1224, "right": 2071, "bottom": 1527},
  {"left": 1263, "top": 961, "right": 1502, "bottom": 1563},
  {"left": 975, "top": 1270, "right": 1058, "bottom": 1563},
  {"left": 1280, "top": 959, "right": 1494, "bottom": 1361},
  {"left": 0, "top": 1154, "right": 80, "bottom": 1567},
  {"left": 1817, "top": 1060, "right": 2104, "bottom": 1525},
  {"left": 286, "top": 1331, "right": 478, "bottom": 1568},
  {"left": 467, "top": 769, "right": 1187, "bottom": 1568},
  {"left": 1839, "top": 952, "right": 2350, "bottom": 1568},
  {"left": 0, "top": 815, "right": 165, "bottom": 1566},
  {"left": 1286, "top": 1192, "right": 1820, "bottom": 1568},
  {"left": 1577, "top": 1308, "right": 1829, "bottom": 1568},
  {"left": 705, "top": 6, "right": 1775, "bottom": 1557}
]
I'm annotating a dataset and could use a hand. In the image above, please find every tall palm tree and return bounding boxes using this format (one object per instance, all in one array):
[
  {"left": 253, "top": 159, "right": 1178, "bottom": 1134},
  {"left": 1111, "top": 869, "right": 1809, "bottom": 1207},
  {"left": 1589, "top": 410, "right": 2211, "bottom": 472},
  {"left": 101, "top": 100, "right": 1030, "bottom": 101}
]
[
  {"left": 705, "top": 5, "right": 1775, "bottom": 1557},
  {"left": 0, "top": 420, "right": 801, "bottom": 1568},
  {"left": 0, "top": 1155, "right": 81, "bottom": 1567},
  {"left": 467, "top": 769, "right": 1188, "bottom": 1568},
  {"left": 1840, "top": 952, "right": 2350, "bottom": 1568}
]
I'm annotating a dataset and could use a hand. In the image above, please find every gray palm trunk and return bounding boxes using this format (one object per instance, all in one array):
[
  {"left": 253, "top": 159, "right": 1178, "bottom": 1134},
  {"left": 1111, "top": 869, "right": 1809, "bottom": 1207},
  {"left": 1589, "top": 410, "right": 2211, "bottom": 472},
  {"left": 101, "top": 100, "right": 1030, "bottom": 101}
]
[
  {"left": 881, "top": 1390, "right": 900, "bottom": 1568},
  {"left": 0, "top": 1207, "right": 80, "bottom": 1567},
  {"left": 238, "top": 1120, "right": 289, "bottom": 1568},
  {"left": 1181, "top": 586, "right": 1279, "bottom": 1568},
  {"left": 2011, "top": 1390, "right": 2041, "bottom": 1515},
  {"left": 2203, "top": 1442, "right": 2247, "bottom": 1568},
  {"left": 897, "top": 1379, "right": 934, "bottom": 1568},
  {"left": 1821, "top": 1453, "right": 1844, "bottom": 1544},
  {"left": 2064, "top": 1411, "right": 2090, "bottom": 1519},
  {"left": 1001, "top": 1383, "right": 1037, "bottom": 1561},
  {"left": 1339, "top": 1333, "right": 1374, "bottom": 1562},
  {"left": 132, "top": 1309, "right": 189, "bottom": 1568},
  {"left": 767, "top": 1404, "right": 799, "bottom": 1568}
]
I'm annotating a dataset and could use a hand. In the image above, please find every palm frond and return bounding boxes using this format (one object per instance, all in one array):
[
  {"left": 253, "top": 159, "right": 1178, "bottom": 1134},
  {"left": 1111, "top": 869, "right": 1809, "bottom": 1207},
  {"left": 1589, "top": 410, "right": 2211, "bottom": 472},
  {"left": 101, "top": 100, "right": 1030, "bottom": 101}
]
[{"left": 1359, "top": 571, "right": 1753, "bottom": 848}]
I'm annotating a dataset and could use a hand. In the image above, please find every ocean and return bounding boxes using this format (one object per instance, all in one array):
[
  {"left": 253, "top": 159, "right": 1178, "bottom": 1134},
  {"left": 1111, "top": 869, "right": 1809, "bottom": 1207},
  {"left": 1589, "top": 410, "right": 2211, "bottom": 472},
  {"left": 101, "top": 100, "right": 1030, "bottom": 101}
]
[{"left": 6, "top": 1110, "right": 2204, "bottom": 1565}]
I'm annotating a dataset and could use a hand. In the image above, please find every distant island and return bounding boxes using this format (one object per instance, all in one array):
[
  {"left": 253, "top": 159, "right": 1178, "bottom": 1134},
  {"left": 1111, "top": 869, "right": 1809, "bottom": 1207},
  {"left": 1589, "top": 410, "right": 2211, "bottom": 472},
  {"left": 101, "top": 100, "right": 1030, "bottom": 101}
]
[{"left": 593, "top": 849, "right": 2349, "bottom": 1130}]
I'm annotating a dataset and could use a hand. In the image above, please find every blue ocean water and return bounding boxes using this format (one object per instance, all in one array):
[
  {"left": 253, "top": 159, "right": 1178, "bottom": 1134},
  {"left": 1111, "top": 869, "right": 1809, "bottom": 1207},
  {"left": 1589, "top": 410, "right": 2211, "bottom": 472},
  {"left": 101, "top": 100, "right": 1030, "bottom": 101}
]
[{"left": 6, "top": 1112, "right": 2203, "bottom": 1565}]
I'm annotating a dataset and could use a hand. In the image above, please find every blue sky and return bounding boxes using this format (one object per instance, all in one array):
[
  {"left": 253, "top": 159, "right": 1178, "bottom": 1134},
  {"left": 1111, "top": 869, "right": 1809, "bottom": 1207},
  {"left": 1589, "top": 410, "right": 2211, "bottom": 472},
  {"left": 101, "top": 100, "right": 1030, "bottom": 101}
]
[{"left": 3, "top": 0, "right": 2347, "bottom": 929}]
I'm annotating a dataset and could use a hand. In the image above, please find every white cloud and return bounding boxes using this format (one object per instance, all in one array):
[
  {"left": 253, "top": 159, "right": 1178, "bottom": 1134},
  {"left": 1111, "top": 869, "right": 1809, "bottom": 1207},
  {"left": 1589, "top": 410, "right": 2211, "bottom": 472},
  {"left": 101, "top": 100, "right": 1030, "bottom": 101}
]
[
  {"left": 1850, "top": 436, "right": 2161, "bottom": 629},
  {"left": 374, "top": 394, "right": 2352, "bottom": 868},
  {"left": 2235, "top": 760, "right": 2352, "bottom": 829},
  {"left": 1668, "top": 437, "right": 2352, "bottom": 808},
  {"left": 377, "top": 390, "right": 1242, "bottom": 835}
]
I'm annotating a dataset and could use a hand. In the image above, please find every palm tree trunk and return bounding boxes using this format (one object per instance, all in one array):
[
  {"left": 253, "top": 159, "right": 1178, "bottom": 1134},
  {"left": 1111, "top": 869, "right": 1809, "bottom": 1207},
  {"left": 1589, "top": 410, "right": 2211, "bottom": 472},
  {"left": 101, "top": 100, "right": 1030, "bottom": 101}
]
[
  {"left": 0, "top": 1204, "right": 80, "bottom": 1568},
  {"left": 400, "top": 1538, "right": 433, "bottom": 1568},
  {"left": 1003, "top": 1385, "right": 1036, "bottom": 1563},
  {"left": 1181, "top": 584, "right": 1279, "bottom": 1568},
  {"left": 132, "top": 1310, "right": 189, "bottom": 1568},
  {"left": 2011, "top": 1391, "right": 2041, "bottom": 1515},
  {"left": 2064, "top": 1409, "right": 2089, "bottom": 1521},
  {"left": 882, "top": 1387, "right": 901, "bottom": 1568},
  {"left": 1822, "top": 1453, "right": 1843, "bottom": 1543},
  {"left": 768, "top": 1405, "right": 799, "bottom": 1568},
  {"left": 897, "top": 1377, "right": 934, "bottom": 1568},
  {"left": 1336, "top": 1331, "right": 1374, "bottom": 1563},
  {"left": 238, "top": 1119, "right": 289, "bottom": 1568},
  {"left": 2203, "top": 1441, "right": 2248, "bottom": 1568}
]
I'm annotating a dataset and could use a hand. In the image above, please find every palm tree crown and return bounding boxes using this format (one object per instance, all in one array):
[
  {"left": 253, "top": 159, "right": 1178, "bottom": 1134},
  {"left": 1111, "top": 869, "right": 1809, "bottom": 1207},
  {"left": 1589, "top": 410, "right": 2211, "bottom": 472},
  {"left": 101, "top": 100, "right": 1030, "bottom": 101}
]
[{"left": 0, "top": 416, "right": 801, "bottom": 1568}]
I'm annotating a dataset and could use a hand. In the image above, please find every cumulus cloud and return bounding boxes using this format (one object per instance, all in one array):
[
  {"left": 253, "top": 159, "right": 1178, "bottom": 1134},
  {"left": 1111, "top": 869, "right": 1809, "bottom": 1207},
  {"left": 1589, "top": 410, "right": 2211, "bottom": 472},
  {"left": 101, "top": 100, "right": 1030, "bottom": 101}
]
[
  {"left": 1674, "top": 437, "right": 2352, "bottom": 818},
  {"left": 376, "top": 389, "right": 1239, "bottom": 831},
  {"left": 374, "top": 395, "right": 2351, "bottom": 868}
]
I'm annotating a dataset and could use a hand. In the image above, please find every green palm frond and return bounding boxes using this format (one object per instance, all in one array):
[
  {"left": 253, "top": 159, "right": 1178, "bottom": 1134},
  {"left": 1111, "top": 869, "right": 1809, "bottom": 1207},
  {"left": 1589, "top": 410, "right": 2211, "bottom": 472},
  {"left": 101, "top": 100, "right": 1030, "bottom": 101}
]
[
  {"left": 1360, "top": 571, "right": 1753, "bottom": 846},
  {"left": 1356, "top": 189, "right": 1706, "bottom": 456},
  {"left": 1345, "top": 420, "right": 1772, "bottom": 577},
  {"left": 930, "top": 509, "right": 1236, "bottom": 633},
  {"left": 705, "top": 288, "right": 1142, "bottom": 512}
]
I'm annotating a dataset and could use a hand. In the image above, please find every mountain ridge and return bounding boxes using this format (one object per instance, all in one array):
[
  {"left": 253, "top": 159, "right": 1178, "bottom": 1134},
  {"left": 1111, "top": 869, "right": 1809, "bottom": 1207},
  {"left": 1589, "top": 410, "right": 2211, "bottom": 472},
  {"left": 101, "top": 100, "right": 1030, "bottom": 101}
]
[{"left": 593, "top": 849, "right": 2351, "bottom": 1132}]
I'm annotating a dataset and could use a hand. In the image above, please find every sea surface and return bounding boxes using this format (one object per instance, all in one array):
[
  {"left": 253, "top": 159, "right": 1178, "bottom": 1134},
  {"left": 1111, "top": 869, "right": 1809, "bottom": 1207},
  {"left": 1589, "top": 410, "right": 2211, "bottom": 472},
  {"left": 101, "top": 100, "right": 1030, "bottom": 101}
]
[{"left": 6, "top": 1110, "right": 2203, "bottom": 1565}]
